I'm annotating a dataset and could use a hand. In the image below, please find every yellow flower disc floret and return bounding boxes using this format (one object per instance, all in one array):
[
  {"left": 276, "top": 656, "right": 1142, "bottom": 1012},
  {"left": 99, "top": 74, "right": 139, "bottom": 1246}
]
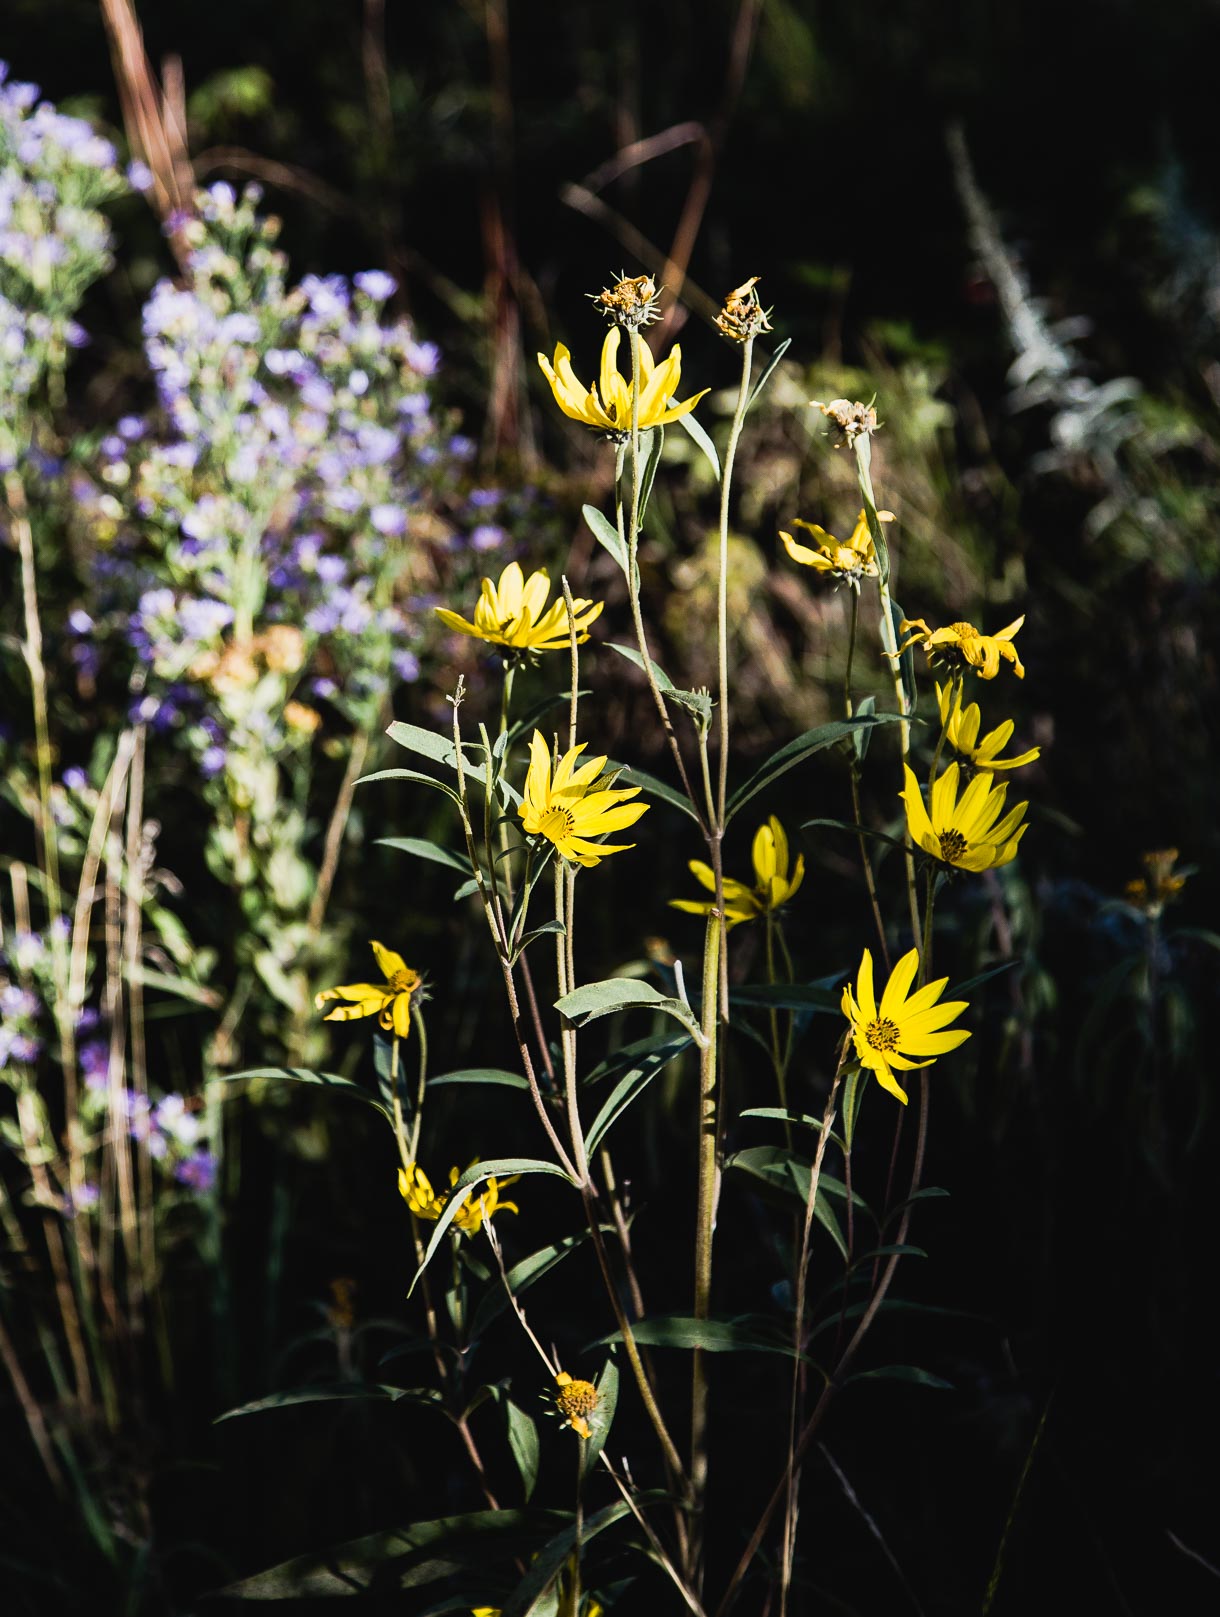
[
  {"left": 779, "top": 508, "right": 894, "bottom": 588},
  {"left": 554, "top": 1371, "right": 600, "bottom": 1439},
  {"left": 434, "top": 561, "right": 602, "bottom": 654},
  {"left": 519, "top": 730, "right": 648, "bottom": 868},
  {"left": 841, "top": 946, "right": 971, "bottom": 1106},
  {"left": 537, "top": 327, "right": 707, "bottom": 440}
]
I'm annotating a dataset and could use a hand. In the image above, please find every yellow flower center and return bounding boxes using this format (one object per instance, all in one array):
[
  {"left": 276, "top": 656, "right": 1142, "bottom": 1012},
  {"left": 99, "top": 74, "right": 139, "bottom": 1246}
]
[
  {"left": 864, "top": 1017, "right": 901, "bottom": 1053},
  {"left": 388, "top": 969, "right": 416, "bottom": 993},
  {"left": 949, "top": 622, "right": 979, "bottom": 641},
  {"left": 556, "top": 1378, "right": 599, "bottom": 1420},
  {"left": 539, "top": 806, "right": 576, "bottom": 842},
  {"left": 938, "top": 829, "right": 968, "bottom": 864}
]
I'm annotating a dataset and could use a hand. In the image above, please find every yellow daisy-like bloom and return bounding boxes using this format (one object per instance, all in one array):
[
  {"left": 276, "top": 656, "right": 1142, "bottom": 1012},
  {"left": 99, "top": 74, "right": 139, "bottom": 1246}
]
[
  {"left": 901, "top": 762, "right": 1028, "bottom": 874},
  {"left": 779, "top": 508, "right": 895, "bottom": 587},
  {"left": 935, "top": 682, "right": 1040, "bottom": 773},
  {"left": 842, "top": 946, "right": 971, "bottom": 1105},
  {"left": 434, "top": 561, "right": 602, "bottom": 654},
  {"left": 670, "top": 815, "right": 805, "bottom": 927},
  {"left": 397, "top": 1161, "right": 520, "bottom": 1237},
  {"left": 897, "top": 615, "right": 1025, "bottom": 680},
  {"left": 537, "top": 326, "right": 708, "bottom": 440},
  {"left": 519, "top": 730, "right": 648, "bottom": 868},
  {"left": 554, "top": 1371, "right": 601, "bottom": 1440},
  {"left": 315, "top": 941, "right": 420, "bottom": 1038}
]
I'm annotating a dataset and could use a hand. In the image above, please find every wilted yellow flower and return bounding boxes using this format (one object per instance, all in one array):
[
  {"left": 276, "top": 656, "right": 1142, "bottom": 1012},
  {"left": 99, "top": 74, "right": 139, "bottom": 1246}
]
[
  {"left": 670, "top": 815, "right": 805, "bottom": 927},
  {"left": 1125, "top": 848, "right": 1188, "bottom": 915},
  {"left": 434, "top": 561, "right": 602, "bottom": 654},
  {"left": 590, "top": 271, "right": 662, "bottom": 329},
  {"left": 537, "top": 327, "right": 707, "bottom": 440},
  {"left": 315, "top": 941, "right": 420, "bottom": 1038},
  {"left": 901, "top": 763, "right": 1028, "bottom": 873},
  {"left": 811, "top": 398, "right": 878, "bottom": 446},
  {"left": 779, "top": 508, "right": 895, "bottom": 588},
  {"left": 898, "top": 616, "right": 1025, "bottom": 680},
  {"left": 935, "top": 682, "right": 1040, "bottom": 773},
  {"left": 519, "top": 731, "right": 648, "bottom": 868},
  {"left": 842, "top": 946, "right": 971, "bottom": 1105},
  {"left": 716, "top": 275, "right": 773, "bottom": 342},
  {"left": 398, "top": 1161, "right": 520, "bottom": 1237},
  {"left": 554, "top": 1371, "right": 601, "bottom": 1439}
]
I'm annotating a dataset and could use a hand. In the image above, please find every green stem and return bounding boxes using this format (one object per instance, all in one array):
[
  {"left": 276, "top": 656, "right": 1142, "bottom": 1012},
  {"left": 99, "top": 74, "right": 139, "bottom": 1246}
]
[
  {"left": 408, "top": 1007, "right": 429, "bottom": 1159},
  {"left": 689, "top": 911, "right": 723, "bottom": 1593}
]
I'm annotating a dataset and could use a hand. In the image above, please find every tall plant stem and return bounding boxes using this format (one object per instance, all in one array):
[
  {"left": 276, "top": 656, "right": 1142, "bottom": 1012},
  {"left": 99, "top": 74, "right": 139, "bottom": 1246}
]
[
  {"left": 844, "top": 588, "right": 891, "bottom": 966},
  {"left": 623, "top": 332, "right": 706, "bottom": 829},
  {"left": 851, "top": 436, "right": 921, "bottom": 946},
  {"left": 780, "top": 1055, "right": 844, "bottom": 1614},
  {"left": 688, "top": 912, "right": 722, "bottom": 1591}
]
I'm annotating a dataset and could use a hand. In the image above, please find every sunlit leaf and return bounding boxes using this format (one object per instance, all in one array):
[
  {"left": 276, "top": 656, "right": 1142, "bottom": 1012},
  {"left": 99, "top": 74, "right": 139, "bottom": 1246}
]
[
  {"left": 212, "top": 1068, "right": 389, "bottom": 1124},
  {"left": 375, "top": 836, "right": 470, "bottom": 874},
  {"left": 504, "top": 1400, "right": 539, "bottom": 1503},
  {"left": 726, "top": 716, "right": 902, "bottom": 821},
  {"left": 555, "top": 978, "right": 702, "bottom": 1041}
]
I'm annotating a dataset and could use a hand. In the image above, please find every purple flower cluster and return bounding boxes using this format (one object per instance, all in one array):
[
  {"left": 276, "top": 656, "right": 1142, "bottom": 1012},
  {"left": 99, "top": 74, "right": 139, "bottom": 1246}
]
[{"left": 0, "top": 63, "right": 125, "bottom": 456}]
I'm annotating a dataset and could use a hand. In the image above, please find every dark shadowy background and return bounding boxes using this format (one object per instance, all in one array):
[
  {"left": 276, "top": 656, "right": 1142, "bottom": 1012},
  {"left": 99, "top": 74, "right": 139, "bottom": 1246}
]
[{"left": 3, "top": 3, "right": 1220, "bottom": 1613}]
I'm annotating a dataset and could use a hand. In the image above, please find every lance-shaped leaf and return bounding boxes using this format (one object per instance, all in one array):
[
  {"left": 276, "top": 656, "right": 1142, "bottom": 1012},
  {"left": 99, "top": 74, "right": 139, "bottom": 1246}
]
[
  {"left": 555, "top": 978, "right": 703, "bottom": 1043},
  {"left": 410, "top": 1159, "right": 576, "bottom": 1295},
  {"left": 611, "top": 761, "right": 701, "bottom": 822},
  {"left": 211, "top": 1068, "right": 390, "bottom": 1124},
  {"left": 469, "top": 1226, "right": 606, "bottom": 1342},
  {"left": 500, "top": 1500, "right": 634, "bottom": 1617},
  {"left": 375, "top": 836, "right": 470, "bottom": 874},
  {"left": 592, "top": 1313, "right": 796, "bottom": 1356},
  {"left": 216, "top": 1384, "right": 443, "bottom": 1421},
  {"left": 581, "top": 501, "right": 629, "bottom": 577},
  {"left": 428, "top": 1068, "right": 529, "bottom": 1092},
  {"left": 504, "top": 1399, "right": 540, "bottom": 1502},
  {"left": 676, "top": 407, "right": 721, "bottom": 480},
  {"left": 726, "top": 715, "right": 903, "bottom": 821},
  {"left": 585, "top": 1033, "right": 692, "bottom": 1153}
]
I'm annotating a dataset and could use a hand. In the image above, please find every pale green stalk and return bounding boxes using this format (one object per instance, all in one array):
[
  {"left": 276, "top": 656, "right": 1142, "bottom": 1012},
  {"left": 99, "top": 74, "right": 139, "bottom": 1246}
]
[
  {"left": 852, "top": 434, "right": 921, "bottom": 945},
  {"left": 688, "top": 911, "right": 722, "bottom": 1592},
  {"left": 844, "top": 586, "right": 891, "bottom": 965}
]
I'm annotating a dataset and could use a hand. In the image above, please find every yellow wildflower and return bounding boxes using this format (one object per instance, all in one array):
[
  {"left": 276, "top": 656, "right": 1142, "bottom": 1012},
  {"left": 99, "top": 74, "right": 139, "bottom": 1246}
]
[
  {"left": 779, "top": 508, "right": 895, "bottom": 588},
  {"left": 670, "top": 815, "right": 805, "bottom": 927},
  {"left": 397, "top": 1161, "right": 519, "bottom": 1237},
  {"left": 519, "top": 731, "right": 648, "bottom": 868},
  {"left": 537, "top": 327, "right": 707, "bottom": 440},
  {"left": 842, "top": 946, "right": 971, "bottom": 1105},
  {"left": 434, "top": 561, "right": 602, "bottom": 654},
  {"left": 554, "top": 1371, "right": 600, "bottom": 1439},
  {"left": 901, "top": 763, "right": 1028, "bottom": 874},
  {"left": 716, "top": 275, "right": 773, "bottom": 342},
  {"left": 897, "top": 616, "right": 1025, "bottom": 680},
  {"left": 314, "top": 941, "right": 420, "bottom": 1038},
  {"left": 935, "top": 682, "right": 1040, "bottom": 773}
]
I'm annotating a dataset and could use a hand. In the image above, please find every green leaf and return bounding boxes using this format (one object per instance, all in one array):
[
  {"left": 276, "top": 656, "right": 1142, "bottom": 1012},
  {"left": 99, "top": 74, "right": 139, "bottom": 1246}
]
[
  {"left": 410, "top": 1160, "right": 577, "bottom": 1295},
  {"left": 215, "top": 1383, "right": 441, "bottom": 1421},
  {"left": 510, "top": 918, "right": 566, "bottom": 965},
  {"left": 357, "top": 766, "right": 461, "bottom": 807},
  {"left": 215, "top": 1510, "right": 541, "bottom": 1599},
  {"left": 637, "top": 425, "right": 664, "bottom": 523},
  {"left": 584, "top": 1029, "right": 693, "bottom": 1086},
  {"left": 585, "top": 1033, "right": 691, "bottom": 1153},
  {"left": 500, "top": 1501, "right": 632, "bottom": 1617},
  {"left": 555, "top": 977, "right": 702, "bottom": 1042},
  {"left": 429, "top": 1068, "right": 529, "bottom": 1091},
  {"left": 582, "top": 1357, "right": 619, "bottom": 1481},
  {"left": 726, "top": 715, "right": 902, "bottom": 821},
  {"left": 886, "top": 594, "right": 917, "bottom": 709},
  {"left": 746, "top": 336, "right": 792, "bottom": 412},
  {"left": 612, "top": 762, "right": 701, "bottom": 822},
  {"left": 950, "top": 959, "right": 1022, "bottom": 997},
  {"left": 725, "top": 1145, "right": 847, "bottom": 1257},
  {"left": 593, "top": 1314, "right": 793, "bottom": 1356},
  {"left": 675, "top": 407, "right": 721, "bottom": 479},
  {"left": 842, "top": 1063, "right": 865, "bottom": 1152},
  {"left": 469, "top": 1228, "right": 602, "bottom": 1342},
  {"left": 849, "top": 1364, "right": 954, "bottom": 1391},
  {"left": 606, "top": 640, "right": 677, "bottom": 693},
  {"left": 211, "top": 1067, "right": 390, "bottom": 1123},
  {"left": 506, "top": 690, "right": 590, "bottom": 750},
  {"left": 375, "top": 836, "right": 470, "bottom": 874},
  {"left": 504, "top": 1400, "right": 539, "bottom": 1503},
  {"left": 739, "top": 1107, "right": 845, "bottom": 1148},
  {"left": 582, "top": 502, "right": 629, "bottom": 576},
  {"left": 851, "top": 693, "right": 877, "bottom": 761},
  {"left": 730, "top": 980, "right": 840, "bottom": 1013},
  {"left": 384, "top": 719, "right": 465, "bottom": 771},
  {"left": 802, "top": 817, "right": 909, "bottom": 854}
]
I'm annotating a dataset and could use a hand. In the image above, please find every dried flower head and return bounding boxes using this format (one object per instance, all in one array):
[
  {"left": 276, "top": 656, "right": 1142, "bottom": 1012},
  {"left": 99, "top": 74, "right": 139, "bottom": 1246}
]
[
  {"left": 811, "top": 398, "right": 879, "bottom": 447},
  {"left": 1125, "top": 849, "right": 1188, "bottom": 915},
  {"left": 589, "top": 271, "right": 662, "bottom": 330},
  {"left": 716, "top": 276, "right": 773, "bottom": 342}
]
